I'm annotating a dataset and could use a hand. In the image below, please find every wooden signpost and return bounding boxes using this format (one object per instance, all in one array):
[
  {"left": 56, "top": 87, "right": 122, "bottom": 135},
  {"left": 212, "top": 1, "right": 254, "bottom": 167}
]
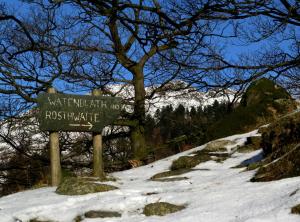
[{"left": 37, "top": 88, "right": 122, "bottom": 185}]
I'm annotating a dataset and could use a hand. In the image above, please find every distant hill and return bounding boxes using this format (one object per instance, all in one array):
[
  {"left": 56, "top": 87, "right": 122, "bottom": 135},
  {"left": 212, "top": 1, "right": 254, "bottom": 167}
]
[{"left": 107, "top": 81, "right": 235, "bottom": 114}]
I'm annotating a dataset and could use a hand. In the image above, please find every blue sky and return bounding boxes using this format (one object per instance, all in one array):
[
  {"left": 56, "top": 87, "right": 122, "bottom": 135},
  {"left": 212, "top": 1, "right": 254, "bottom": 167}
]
[
  {"left": 1, "top": 0, "right": 267, "bottom": 60},
  {"left": 0, "top": 0, "right": 291, "bottom": 92}
]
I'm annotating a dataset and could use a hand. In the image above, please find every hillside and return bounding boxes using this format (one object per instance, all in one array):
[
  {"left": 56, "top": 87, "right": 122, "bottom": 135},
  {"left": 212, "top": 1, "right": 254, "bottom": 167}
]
[
  {"left": 107, "top": 82, "right": 235, "bottom": 114},
  {"left": 1, "top": 127, "right": 300, "bottom": 222},
  {"left": 0, "top": 84, "right": 236, "bottom": 196}
]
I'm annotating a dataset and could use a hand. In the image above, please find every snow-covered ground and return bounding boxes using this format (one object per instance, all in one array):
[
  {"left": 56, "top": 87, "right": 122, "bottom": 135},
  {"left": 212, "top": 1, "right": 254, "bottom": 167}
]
[
  {"left": 108, "top": 82, "right": 235, "bottom": 114},
  {"left": 1, "top": 130, "right": 300, "bottom": 222}
]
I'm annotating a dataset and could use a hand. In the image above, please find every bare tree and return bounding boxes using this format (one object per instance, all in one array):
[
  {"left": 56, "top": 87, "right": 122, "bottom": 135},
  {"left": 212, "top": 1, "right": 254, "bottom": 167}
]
[
  {"left": 231, "top": 0, "right": 300, "bottom": 95},
  {"left": 27, "top": 0, "right": 266, "bottom": 160},
  {"left": 3, "top": 0, "right": 297, "bottom": 162}
]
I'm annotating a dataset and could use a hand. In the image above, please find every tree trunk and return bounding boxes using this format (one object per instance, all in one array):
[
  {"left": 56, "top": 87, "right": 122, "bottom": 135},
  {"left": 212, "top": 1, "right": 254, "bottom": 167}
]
[
  {"left": 131, "top": 67, "right": 147, "bottom": 160},
  {"left": 130, "top": 124, "right": 147, "bottom": 160}
]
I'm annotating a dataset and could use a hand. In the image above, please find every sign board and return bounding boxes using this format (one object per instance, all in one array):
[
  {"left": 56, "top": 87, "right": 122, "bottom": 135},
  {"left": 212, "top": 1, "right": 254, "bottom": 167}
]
[{"left": 37, "top": 93, "right": 123, "bottom": 132}]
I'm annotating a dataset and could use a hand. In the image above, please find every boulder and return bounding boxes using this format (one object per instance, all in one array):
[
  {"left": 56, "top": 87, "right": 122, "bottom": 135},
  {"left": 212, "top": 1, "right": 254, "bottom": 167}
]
[
  {"left": 170, "top": 153, "right": 211, "bottom": 171},
  {"left": 209, "top": 78, "right": 296, "bottom": 139},
  {"left": 143, "top": 202, "right": 185, "bottom": 216},
  {"left": 240, "top": 78, "right": 294, "bottom": 109},
  {"left": 151, "top": 169, "right": 194, "bottom": 181},
  {"left": 291, "top": 204, "right": 300, "bottom": 214},
  {"left": 204, "top": 140, "right": 235, "bottom": 152},
  {"left": 56, "top": 177, "right": 117, "bottom": 195},
  {"left": 84, "top": 210, "right": 121, "bottom": 218}
]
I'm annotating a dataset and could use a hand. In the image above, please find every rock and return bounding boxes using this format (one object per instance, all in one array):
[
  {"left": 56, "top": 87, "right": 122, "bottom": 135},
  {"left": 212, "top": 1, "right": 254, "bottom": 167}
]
[
  {"left": 209, "top": 78, "right": 297, "bottom": 140},
  {"left": 237, "top": 136, "right": 262, "bottom": 153},
  {"left": 143, "top": 202, "right": 185, "bottom": 216},
  {"left": 153, "top": 177, "right": 189, "bottom": 182},
  {"left": 151, "top": 169, "right": 194, "bottom": 180},
  {"left": 29, "top": 219, "right": 54, "bottom": 222},
  {"left": 56, "top": 177, "right": 118, "bottom": 195},
  {"left": 291, "top": 204, "right": 300, "bottom": 214},
  {"left": 170, "top": 153, "right": 211, "bottom": 171},
  {"left": 204, "top": 140, "right": 234, "bottom": 152},
  {"left": 246, "top": 136, "right": 261, "bottom": 147},
  {"left": 73, "top": 215, "right": 83, "bottom": 222},
  {"left": 144, "top": 192, "right": 159, "bottom": 196},
  {"left": 240, "top": 78, "right": 294, "bottom": 109},
  {"left": 84, "top": 210, "right": 121, "bottom": 218},
  {"left": 170, "top": 147, "right": 232, "bottom": 171}
]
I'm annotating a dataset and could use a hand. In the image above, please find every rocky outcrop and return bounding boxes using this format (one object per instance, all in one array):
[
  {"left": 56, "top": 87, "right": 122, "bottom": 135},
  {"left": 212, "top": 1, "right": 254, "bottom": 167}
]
[
  {"left": 210, "top": 78, "right": 297, "bottom": 139},
  {"left": 251, "top": 111, "right": 300, "bottom": 182}
]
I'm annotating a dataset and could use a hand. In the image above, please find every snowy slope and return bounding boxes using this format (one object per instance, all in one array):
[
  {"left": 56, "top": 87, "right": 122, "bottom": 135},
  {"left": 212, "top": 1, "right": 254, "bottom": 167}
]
[
  {"left": 0, "top": 83, "right": 235, "bottom": 169},
  {"left": 1, "top": 130, "right": 300, "bottom": 222}
]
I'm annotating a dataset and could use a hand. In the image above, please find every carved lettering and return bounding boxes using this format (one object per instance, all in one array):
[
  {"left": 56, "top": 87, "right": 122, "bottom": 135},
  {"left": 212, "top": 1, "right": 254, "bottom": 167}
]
[
  {"left": 47, "top": 97, "right": 56, "bottom": 106},
  {"left": 38, "top": 93, "right": 122, "bottom": 132},
  {"left": 45, "top": 111, "right": 51, "bottom": 119},
  {"left": 94, "top": 113, "right": 99, "bottom": 122}
]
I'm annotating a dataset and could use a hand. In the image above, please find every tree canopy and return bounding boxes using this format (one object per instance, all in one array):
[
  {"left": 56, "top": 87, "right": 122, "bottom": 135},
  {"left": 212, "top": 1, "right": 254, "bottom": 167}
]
[{"left": 0, "top": 0, "right": 299, "bottom": 159}]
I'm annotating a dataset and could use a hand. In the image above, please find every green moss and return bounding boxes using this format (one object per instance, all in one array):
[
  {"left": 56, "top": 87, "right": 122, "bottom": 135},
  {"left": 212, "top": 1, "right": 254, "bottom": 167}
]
[
  {"left": 204, "top": 140, "right": 234, "bottom": 152},
  {"left": 246, "top": 162, "right": 262, "bottom": 171},
  {"left": 237, "top": 145, "right": 256, "bottom": 153},
  {"left": 73, "top": 215, "right": 83, "bottom": 222},
  {"left": 143, "top": 202, "right": 185, "bottom": 216},
  {"left": 84, "top": 210, "right": 121, "bottom": 218},
  {"left": 29, "top": 219, "right": 54, "bottom": 222},
  {"left": 151, "top": 169, "right": 194, "bottom": 180},
  {"left": 61, "top": 169, "right": 76, "bottom": 179},
  {"left": 237, "top": 137, "right": 261, "bottom": 153},
  {"left": 153, "top": 177, "right": 189, "bottom": 182},
  {"left": 170, "top": 153, "right": 211, "bottom": 171},
  {"left": 81, "top": 176, "right": 117, "bottom": 182},
  {"left": 212, "top": 155, "right": 229, "bottom": 163},
  {"left": 240, "top": 78, "right": 291, "bottom": 107},
  {"left": 291, "top": 204, "right": 300, "bottom": 214},
  {"left": 56, "top": 177, "right": 118, "bottom": 195},
  {"left": 231, "top": 164, "right": 245, "bottom": 169}
]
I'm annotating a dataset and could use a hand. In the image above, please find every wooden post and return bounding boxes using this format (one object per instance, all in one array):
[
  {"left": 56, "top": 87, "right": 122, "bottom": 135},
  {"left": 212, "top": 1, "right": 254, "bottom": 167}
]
[
  {"left": 92, "top": 89, "right": 105, "bottom": 179},
  {"left": 48, "top": 87, "right": 62, "bottom": 186}
]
